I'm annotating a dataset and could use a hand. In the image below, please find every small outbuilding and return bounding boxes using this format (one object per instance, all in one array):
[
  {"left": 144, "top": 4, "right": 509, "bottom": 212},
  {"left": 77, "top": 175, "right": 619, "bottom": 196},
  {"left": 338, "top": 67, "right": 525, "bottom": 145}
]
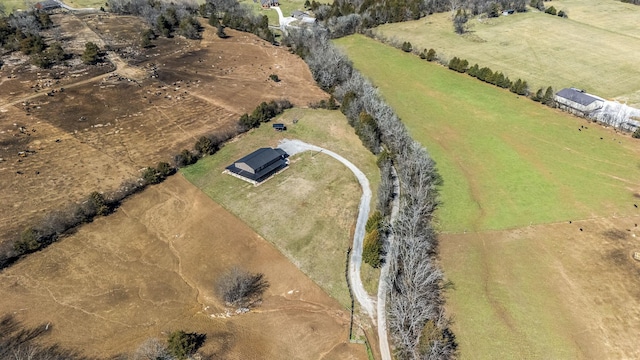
[
  {"left": 554, "top": 88, "right": 605, "bottom": 116},
  {"left": 272, "top": 123, "right": 287, "bottom": 131},
  {"left": 225, "top": 147, "right": 289, "bottom": 185}
]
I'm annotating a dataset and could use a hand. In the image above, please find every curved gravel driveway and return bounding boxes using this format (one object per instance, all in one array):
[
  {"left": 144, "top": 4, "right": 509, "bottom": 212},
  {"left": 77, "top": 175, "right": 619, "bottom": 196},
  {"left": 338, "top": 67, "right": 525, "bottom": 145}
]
[{"left": 278, "top": 139, "right": 376, "bottom": 318}]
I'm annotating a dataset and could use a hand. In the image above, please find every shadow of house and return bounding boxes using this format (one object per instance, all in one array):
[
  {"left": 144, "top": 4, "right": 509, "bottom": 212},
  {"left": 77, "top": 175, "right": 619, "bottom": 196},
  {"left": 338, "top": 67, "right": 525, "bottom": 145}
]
[
  {"left": 555, "top": 88, "right": 604, "bottom": 117},
  {"left": 225, "top": 147, "right": 289, "bottom": 185}
]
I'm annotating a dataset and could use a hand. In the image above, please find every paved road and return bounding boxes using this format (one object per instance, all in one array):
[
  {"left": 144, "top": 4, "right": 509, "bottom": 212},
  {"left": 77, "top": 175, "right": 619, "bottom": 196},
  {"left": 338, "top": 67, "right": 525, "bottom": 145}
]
[
  {"left": 377, "top": 166, "right": 400, "bottom": 360},
  {"left": 278, "top": 139, "right": 376, "bottom": 319}
]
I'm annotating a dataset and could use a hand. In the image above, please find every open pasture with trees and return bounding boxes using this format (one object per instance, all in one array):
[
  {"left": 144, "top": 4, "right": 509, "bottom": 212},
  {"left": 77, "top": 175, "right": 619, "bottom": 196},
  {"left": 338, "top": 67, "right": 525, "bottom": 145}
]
[
  {"left": 337, "top": 35, "right": 640, "bottom": 233},
  {"left": 0, "top": 175, "right": 367, "bottom": 359},
  {"left": 183, "top": 108, "right": 380, "bottom": 307},
  {"left": 338, "top": 34, "right": 640, "bottom": 358},
  {"left": 0, "top": 13, "right": 325, "bottom": 251},
  {"left": 372, "top": 0, "right": 640, "bottom": 107}
]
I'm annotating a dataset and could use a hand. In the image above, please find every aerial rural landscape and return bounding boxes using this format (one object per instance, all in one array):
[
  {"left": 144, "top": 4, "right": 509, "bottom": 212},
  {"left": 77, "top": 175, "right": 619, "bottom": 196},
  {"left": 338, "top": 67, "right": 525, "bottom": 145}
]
[{"left": 0, "top": 0, "right": 639, "bottom": 358}]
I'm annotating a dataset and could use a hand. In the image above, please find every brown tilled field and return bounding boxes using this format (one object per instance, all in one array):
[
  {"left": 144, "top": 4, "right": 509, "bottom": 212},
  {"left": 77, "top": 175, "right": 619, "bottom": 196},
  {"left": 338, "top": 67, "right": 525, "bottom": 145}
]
[
  {"left": 0, "top": 13, "right": 326, "bottom": 244},
  {"left": 440, "top": 214, "right": 640, "bottom": 359},
  {"left": 0, "top": 175, "right": 367, "bottom": 358}
]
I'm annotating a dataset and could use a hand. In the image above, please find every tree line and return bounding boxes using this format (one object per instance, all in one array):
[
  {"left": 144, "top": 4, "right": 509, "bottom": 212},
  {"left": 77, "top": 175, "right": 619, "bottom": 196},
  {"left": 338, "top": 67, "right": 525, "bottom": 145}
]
[
  {"left": 0, "top": 10, "right": 67, "bottom": 68},
  {"left": 369, "top": 34, "right": 557, "bottom": 108},
  {"left": 284, "top": 24, "right": 457, "bottom": 359}
]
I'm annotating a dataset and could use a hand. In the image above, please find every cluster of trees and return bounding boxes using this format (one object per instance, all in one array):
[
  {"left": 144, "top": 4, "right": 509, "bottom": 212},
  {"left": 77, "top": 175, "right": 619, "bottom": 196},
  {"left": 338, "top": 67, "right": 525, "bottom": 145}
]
[
  {"left": 134, "top": 330, "right": 205, "bottom": 360},
  {"left": 621, "top": 0, "right": 640, "bottom": 4},
  {"left": 543, "top": 6, "right": 567, "bottom": 17},
  {"left": 239, "top": 99, "right": 293, "bottom": 130},
  {"left": 284, "top": 25, "right": 456, "bottom": 359},
  {"left": 301, "top": 0, "right": 450, "bottom": 36},
  {"left": 0, "top": 10, "right": 69, "bottom": 68},
  {"left": 419, "top": 48, "right": 436, "bottom": 61},
  {"left": 465, "top": 0, "right": 526, "bottom": 16},
  {"left": 446, "top": 56, "right": 536, "bottom": 96},
  {"left": 201, "top": 0, "right": 275, "bottom": 43},
  {"left": 107, "top": 0, "right": 202, "bottom": 39},
  {"left": 447, "top": 56, "right": 468, "bottom": 72}
]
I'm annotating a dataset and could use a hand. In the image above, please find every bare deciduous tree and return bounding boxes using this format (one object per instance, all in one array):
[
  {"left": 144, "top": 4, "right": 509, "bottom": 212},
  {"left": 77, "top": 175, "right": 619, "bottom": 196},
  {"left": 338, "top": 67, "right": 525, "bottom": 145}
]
[{"left": 216, "top": 267, "right": 269, "bottom": 308}]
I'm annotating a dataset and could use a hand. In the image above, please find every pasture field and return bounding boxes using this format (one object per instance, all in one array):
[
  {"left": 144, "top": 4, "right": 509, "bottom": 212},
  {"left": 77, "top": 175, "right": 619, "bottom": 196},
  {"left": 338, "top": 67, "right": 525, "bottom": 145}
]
[
  {"left": 0, "top": 0, "right": 26, "bottom": 13},
  {"left": 372, "top": 0, "right": 640, "bottom": 107},
  {"left": 0, "top": 175, "right": 367, "bottom": 359},
  {"left": 440, "top": 215, "right": 640, "bottom": 359},
  {"left": 336, "top": 35, "right": 640, "bottom": 233},
  {"left": 337, "top": 34, "right": 640, "bottom": 359},
  {"left": 183, "top": 108, "right": 380, "bottom": 307},
  {"left": 0, "top": 14, "right": 325, "bottom": 247}
]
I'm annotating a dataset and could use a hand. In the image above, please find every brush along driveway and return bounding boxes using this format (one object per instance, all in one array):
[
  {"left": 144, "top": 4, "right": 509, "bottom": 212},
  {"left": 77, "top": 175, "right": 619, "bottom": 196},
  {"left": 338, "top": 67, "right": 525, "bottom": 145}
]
[{"left": 279, "top": 139, "right": 376, "bottom": 318}]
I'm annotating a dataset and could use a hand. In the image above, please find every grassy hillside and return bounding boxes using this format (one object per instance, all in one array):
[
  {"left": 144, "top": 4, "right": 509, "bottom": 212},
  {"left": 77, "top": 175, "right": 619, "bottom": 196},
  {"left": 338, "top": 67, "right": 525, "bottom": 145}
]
[
  {"left": 372, "top": 0, "right": 640, "bottom": 107},
  {"left": 336, "top": 35, "right": 640, "bottom": 233},
  {"left": 183, "top": 108, "right": 380, "bottom": 307}
]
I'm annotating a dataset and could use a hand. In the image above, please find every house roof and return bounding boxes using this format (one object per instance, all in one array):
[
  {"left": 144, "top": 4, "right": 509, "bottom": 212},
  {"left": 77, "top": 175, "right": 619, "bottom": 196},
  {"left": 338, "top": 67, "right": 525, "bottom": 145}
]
[
  {"left": 556, "top": 88, "right": 601, "bottom": 106},
  {"left": 235, "top": 148, "right": 284, "bottom": 171},
  {"left": 36, "top": 0, "right": 60, "bottom": 9},
  {"left": 225, "top": 147, "right": 289, "bottom": 183}
]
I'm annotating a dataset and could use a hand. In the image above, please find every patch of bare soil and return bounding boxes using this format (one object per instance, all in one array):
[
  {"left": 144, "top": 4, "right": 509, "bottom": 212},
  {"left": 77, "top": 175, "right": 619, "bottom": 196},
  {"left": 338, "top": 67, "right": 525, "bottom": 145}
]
[
  {"left": 0, "top": 175, "right": 366, "bottom": 359},
  {"left": 0, "top": 13, "right": 327, "bottom": 246},
  {"left": 441, "top": 214, "right": 640, "bottom": 359}
]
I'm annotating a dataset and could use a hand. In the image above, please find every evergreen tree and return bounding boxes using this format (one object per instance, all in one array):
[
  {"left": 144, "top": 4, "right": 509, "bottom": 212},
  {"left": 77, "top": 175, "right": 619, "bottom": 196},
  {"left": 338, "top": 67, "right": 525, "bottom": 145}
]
[
  {"left": 542, "top": 86, "right": 555, "bottom": 106},
  {"left": 82, "top": 42, "right": 100, "bottom": 64},
  {"left": 426, "top": 48, "right": 436, "bottom": 61}
]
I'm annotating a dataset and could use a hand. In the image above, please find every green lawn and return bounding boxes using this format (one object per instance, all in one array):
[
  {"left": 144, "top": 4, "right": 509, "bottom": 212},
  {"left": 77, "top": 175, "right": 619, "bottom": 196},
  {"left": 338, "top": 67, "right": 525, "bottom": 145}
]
[
  {"left": 336, "top": 35, "right": 640, "bottom": 233},
  {"left": 182, "top": 108, "right": 380, "bottom": 307},
  {"left": 372, "top": 0, "right": 640, "bottom": 107},
  {"left": 1, "top": 0, "right": 29, "bottom": 13}
]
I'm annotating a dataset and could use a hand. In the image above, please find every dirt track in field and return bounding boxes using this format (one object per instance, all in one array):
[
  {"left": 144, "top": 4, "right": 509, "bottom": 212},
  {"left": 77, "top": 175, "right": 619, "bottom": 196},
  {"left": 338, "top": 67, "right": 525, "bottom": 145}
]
[
  {"left": 0, "top": 175, "right": 367, "bottom": 359},
  {"left": 0, "top": 13, "right": 326, "bottom": 245}
]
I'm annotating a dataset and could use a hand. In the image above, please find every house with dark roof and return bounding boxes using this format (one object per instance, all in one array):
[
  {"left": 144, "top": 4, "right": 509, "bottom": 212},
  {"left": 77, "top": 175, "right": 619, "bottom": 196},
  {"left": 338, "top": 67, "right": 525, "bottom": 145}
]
[
  {"left": 555, "top": 88, "right": 604, "bottom": 116},
  {"left": 225, "top": 147, "right": 289, "bottom": 185},
  {"left": 261, "top": 0, "right": 279, "bottom": 8},
  {"left": 34, "top": 0, "right": 60, "bottom": 11}
]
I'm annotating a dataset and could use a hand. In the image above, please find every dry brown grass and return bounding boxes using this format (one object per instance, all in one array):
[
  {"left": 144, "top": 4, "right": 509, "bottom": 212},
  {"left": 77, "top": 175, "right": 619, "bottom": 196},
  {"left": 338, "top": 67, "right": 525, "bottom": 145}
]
[
  {"left": 0, "top": 175, "right": 368, "bottom": 359},
  {"left": 0, "top": 14, "right": 326, "bottom": 245}
]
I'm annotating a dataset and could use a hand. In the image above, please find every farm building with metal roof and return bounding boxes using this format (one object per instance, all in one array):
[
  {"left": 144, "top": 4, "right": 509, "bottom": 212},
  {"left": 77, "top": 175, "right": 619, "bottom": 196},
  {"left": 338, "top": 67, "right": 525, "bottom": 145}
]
[
  {"left": 225, "top": 147, "right": 288, "bottom": 185},
  {"left": 555, "top": 88, "right": 605, "bottom": 116}
]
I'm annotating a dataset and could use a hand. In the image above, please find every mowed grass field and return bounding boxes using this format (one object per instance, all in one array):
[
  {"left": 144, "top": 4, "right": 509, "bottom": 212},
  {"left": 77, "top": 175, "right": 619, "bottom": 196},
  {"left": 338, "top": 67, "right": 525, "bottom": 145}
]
[
  {"left": 338, "top": 35, "right": 640, "bottom": 359},
  {"left": 373, "top": 0, "right": 640, "bottom": 107},
  {"left": 183, "top": 108, "right": 380, "bottom": 307},
  {"left": 336, "top": 35, "right": 640, "bottom": 233}
]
